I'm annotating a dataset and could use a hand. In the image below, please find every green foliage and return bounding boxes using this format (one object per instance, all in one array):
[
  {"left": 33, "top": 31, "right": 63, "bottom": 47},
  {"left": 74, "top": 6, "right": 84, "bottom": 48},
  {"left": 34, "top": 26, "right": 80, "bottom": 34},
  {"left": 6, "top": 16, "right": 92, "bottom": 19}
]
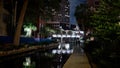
[
  {"left": 74, "top": 3, "right": 92, "bottom": 30},
  {"left": 84, "top": 0, "right": 120, "bottom": 67},
  {"left": 88, "top": 0, "right": 120, "bottom": 41},
  {"left": 75, "top": 4, "right": 87, "bottom": 19},
  {"left": 40, "top": 25, "right": 57, "bottom": 37},
  {"left": 75, "top": 0, "right": 120, "bottom": 44},
  {"left": 23, "top": 23, "right": 37, "bottom": 31}
]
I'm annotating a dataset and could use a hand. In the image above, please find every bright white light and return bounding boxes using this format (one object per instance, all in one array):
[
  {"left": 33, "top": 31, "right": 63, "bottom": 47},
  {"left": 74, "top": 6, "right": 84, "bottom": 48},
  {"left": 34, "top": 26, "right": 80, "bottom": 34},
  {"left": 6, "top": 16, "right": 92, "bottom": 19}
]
[
  {"left": 71, "top": 35, "right": 75, "bottom": 38},
  {"left": 76, "top": 35, "right": 80, "bottom": 38},
  {"left": 90, "top": 37, "right": 94, "bottom": 41},
  {"left": 80, "top": 31, "right": 84, "bottom": 34},
  {"left": 24, "top": 28, "right": 32, "bottom": 37},
  {"left": 52, "top": 34, "right": 81, "bottom": 38},
  {"left": 67, "top": 35, "right": 71, "bottom": 37},
  {"left": 23, "top": 24, "right": 37, "bottom": 37},
  {"left": 67, "top": 50, "right": 71, "bottom": 54},
  {"left": 62, "top": 35, "right": 66, "bottom": 37},
  {"left": 58, "top": 34, "right": 61, "bottom": 37},
  {"left": 75, "top": 31, "right": 79, "bottom": 33},
  {"left": 65, "top": 44, "right": 70, "bottom": 50},
  {"left": 52, "top": 35, "right": 57, "bottom": 37},
  {"left": 62, "top": 50, "right": 66, "bottom": 54},
  {"left": 52, "top": 50, "right": 57, "bottom": 54},
  {"left": 52, "top": 49, "right": 74, "bottom": 54},
  {"left": 58, "top": 44, "right": 61, "bottom": 49},
  {"left": 23, "top": 57, "right": 31, "bottom": 66}
]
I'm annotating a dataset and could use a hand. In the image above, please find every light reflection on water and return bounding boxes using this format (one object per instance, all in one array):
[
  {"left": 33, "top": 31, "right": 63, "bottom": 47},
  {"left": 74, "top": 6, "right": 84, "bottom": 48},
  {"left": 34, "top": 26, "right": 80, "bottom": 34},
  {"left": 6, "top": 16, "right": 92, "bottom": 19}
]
[{"left": 21, "top": 50, "right": 71, "bottom": 68}]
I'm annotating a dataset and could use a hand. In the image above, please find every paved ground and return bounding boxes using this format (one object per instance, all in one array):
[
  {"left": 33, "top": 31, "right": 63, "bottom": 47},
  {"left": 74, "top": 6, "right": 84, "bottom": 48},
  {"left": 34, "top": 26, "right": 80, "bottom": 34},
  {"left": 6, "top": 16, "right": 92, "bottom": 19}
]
[{"left": 63, "top": 45, "right": 91, "bottom": 68}]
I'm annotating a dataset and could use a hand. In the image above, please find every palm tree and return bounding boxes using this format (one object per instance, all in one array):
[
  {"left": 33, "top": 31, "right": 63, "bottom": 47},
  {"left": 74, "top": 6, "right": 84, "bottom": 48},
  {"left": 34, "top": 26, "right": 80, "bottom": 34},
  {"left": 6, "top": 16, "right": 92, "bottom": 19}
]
[
  {"left": 0, "top": 0, "right": 61, "bottom": 46},
  {"left": 13, "top": 0, "right": 28, "bottom": 46},
  {"left": 13, "top": 0, "right": 61, "bottom": 46}
]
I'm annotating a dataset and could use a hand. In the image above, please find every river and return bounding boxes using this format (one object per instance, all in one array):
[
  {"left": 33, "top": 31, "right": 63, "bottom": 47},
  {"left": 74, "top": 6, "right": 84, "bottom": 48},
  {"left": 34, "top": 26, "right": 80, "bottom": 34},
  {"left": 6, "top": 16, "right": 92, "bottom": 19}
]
[{"left": 0, "top": 48, "right": 71, "bottom": 68}]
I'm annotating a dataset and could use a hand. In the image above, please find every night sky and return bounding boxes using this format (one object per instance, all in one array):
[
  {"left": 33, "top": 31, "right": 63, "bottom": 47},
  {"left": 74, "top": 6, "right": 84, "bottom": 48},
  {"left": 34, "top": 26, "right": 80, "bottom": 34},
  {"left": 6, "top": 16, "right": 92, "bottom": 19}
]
[{"left": 69, "top": 0, "right": 86, "bottom": 24}]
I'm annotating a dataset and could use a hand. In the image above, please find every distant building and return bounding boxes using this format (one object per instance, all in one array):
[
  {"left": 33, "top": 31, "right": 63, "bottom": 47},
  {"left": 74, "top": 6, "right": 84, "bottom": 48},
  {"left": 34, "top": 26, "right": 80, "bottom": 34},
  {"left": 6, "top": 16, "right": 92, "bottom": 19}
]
[
  {"left": 46, "top": 0, "right": 70, "bottom": 30},
  {"left": 46, "top": 21, "right": 60, "bottom": 29},
  {"left": 59, "top": 0, "right": 70, "bottom": 24},
  {"left": 37, "top": 17, "right": 46, "bottom": 32}
]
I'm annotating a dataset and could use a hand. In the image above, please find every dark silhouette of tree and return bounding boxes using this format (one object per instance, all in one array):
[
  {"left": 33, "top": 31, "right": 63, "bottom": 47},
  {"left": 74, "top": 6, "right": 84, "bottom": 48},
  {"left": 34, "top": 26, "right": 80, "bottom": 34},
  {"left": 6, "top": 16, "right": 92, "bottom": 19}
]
[
  {"left": 13, "top": 0, "right": 28, "bottom": 46},
  {"left": 84, "top": 0, "right": 120, "bottom": 67},
  {"left": 74, "top": 3, "right": 92, "bottom": 31}
]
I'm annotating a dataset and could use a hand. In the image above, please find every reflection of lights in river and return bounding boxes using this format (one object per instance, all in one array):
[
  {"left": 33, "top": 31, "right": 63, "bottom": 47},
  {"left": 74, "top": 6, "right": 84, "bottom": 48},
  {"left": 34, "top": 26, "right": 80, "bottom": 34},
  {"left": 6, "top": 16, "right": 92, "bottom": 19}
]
[
  {"left": 52, "top": 35, "right": 74, "bottom": 54},
  {"left": 58, "top": 43, "right": 70, "bottom": 50},
  {"left": 52, "top": 49, "right": 73, "bottom": 54},
  {"left": 23, "top": 57, "right": 31, "bottom": 66}
]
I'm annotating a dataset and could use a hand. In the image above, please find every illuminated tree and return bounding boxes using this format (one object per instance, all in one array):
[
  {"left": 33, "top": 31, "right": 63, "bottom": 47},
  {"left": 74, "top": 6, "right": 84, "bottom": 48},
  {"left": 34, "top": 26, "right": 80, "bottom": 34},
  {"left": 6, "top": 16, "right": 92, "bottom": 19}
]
[
  {"left": 23, "top": 23, "right": 37, "bottom": 37},
  {"left": 13, "top": 0, "right": 61, "bottom": 46}
]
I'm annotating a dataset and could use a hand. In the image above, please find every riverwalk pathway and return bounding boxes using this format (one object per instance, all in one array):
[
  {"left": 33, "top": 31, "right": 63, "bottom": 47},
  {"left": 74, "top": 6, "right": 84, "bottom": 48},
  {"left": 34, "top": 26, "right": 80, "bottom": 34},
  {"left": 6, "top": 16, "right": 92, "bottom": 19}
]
[{"left": 63, "top": 45, "right": 91, "bottom": 68}]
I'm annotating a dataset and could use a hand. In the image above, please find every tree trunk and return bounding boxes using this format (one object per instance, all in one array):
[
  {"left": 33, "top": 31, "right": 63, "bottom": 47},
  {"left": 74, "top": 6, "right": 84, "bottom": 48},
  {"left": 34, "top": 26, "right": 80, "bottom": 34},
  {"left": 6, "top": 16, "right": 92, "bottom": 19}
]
[{"left": 13, "top": 0, "right": 28, "bottom": 46}]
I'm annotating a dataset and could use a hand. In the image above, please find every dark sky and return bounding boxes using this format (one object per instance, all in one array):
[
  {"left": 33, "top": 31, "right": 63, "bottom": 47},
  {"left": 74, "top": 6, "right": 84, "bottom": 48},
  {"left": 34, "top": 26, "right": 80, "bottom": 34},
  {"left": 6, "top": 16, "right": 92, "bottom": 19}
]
[{"left": 69, "top": 0, "right": 86, "bottom": 24}]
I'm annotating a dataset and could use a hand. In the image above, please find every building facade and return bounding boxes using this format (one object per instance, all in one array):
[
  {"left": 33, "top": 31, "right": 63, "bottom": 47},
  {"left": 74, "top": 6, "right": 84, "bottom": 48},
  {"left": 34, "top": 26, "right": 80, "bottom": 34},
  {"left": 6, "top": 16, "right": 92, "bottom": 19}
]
[{"left": 46, "top": 0, "right": 70, "bottom": 30}]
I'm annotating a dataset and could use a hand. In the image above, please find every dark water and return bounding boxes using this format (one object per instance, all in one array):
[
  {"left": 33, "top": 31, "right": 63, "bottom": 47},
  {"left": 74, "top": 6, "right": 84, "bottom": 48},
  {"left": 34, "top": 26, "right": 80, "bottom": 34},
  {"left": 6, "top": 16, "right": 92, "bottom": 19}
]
[{"left": 0, "top": 50, "right": 71, "bottom": 68}]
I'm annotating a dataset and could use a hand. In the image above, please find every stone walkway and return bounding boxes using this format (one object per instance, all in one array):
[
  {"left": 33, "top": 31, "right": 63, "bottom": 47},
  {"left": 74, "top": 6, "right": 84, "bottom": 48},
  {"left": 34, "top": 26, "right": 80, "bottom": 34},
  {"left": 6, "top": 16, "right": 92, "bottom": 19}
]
[{"left": 63, "top": 45, "right": 91, "bottom": 68}]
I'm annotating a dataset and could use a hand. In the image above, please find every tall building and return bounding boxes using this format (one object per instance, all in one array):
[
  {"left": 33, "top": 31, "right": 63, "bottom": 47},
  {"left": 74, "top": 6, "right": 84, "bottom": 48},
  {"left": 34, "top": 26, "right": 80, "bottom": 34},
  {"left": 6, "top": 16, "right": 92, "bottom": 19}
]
[
  {"left": 59, "top": 0, "right": 70, "bottom": 24},
  {"left": 46, "top": 0, "right": 70, "bottom": 30}
]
